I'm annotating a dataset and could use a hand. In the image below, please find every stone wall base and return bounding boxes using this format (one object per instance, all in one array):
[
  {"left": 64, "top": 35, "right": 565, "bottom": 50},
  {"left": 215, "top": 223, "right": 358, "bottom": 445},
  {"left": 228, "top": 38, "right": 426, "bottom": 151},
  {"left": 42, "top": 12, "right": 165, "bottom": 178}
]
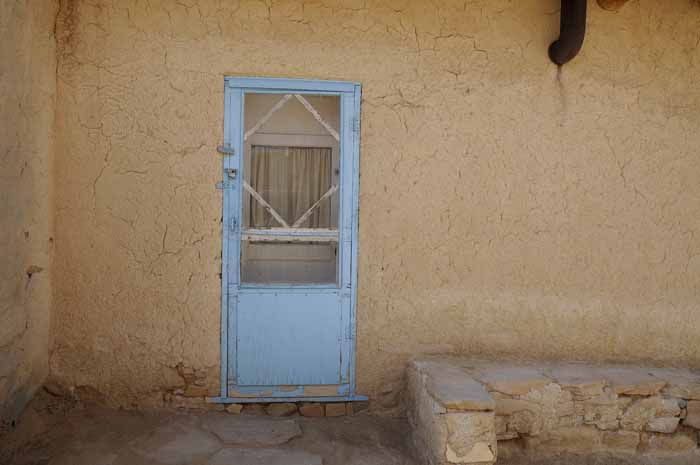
[{"left": 407, "top": 357, "right": 700, "bottom": 464}]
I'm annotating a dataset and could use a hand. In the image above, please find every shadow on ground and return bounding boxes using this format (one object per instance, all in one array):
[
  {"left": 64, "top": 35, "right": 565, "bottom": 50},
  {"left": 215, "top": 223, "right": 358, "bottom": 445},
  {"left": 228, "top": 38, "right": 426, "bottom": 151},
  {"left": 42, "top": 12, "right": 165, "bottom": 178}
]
[{"left": 0, "top": 392, "right": 417, "bottom": 465}]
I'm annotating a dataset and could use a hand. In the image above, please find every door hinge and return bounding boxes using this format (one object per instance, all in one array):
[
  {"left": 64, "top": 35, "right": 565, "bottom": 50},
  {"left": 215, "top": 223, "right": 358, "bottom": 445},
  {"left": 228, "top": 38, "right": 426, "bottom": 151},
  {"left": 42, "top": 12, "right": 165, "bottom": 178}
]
[
  {"left": 229, "top": 217, "right": 238, "bottom": 232},
  {"left": 352, "top": 117, "right": 360, "bottom": 133}
]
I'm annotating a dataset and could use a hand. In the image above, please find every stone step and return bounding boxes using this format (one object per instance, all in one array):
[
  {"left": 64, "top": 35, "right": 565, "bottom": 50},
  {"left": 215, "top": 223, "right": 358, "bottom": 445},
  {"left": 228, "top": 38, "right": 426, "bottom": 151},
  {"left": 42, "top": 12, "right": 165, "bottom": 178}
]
[
  {"left": 406, "top": 357, "right": 700, "bottom": 465},
  {"left": 417, "top": 359, "right": 496, "bottom": 411},
  {"left": 407, "top": 359, "right": 498, "bottom": 465}
]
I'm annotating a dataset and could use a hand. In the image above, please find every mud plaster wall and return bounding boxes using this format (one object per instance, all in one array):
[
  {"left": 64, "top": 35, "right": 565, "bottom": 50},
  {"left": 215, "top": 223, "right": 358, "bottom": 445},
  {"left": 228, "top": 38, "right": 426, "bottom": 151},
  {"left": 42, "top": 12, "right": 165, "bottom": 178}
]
[
  {"left": 0, "top": 0, "right": 58, "bottom": 422},
  {"left": 51, "top": 0, "right": 700, "bottom": 409}
]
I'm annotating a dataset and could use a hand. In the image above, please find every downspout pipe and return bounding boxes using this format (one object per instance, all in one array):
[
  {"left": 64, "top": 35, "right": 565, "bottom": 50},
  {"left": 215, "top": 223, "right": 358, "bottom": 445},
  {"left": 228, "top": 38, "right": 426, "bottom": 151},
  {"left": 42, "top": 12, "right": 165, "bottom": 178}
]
[{"left": 548, "top": 0, "right": 587, "bottom": 65}]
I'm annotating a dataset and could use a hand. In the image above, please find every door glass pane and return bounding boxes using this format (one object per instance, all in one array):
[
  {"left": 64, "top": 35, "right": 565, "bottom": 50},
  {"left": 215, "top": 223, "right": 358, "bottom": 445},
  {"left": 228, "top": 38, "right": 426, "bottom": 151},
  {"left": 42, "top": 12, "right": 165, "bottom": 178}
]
[
  {"left": 249, "top": 146, "right": 333, "bottom": 228},
  {"left": 241, "top": 93, "right": 340, "bottom": 284}
]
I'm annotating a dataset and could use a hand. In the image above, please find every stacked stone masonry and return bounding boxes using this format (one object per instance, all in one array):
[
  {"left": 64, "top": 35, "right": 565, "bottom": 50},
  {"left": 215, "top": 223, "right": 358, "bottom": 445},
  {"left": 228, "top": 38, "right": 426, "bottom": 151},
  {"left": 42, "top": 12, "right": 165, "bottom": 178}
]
[
  {"left": 158, "top": 389, "right": 365, "bottom": 418},
  {"left": 407, "top": 357, "right": 700, "bottom": 464}
]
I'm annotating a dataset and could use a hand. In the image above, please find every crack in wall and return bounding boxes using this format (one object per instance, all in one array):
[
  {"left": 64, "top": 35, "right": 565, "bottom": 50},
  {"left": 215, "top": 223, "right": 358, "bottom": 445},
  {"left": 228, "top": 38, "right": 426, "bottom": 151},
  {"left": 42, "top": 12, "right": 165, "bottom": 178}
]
[{"left": 40, "top": 0, "right": 700, "bottom": 410}]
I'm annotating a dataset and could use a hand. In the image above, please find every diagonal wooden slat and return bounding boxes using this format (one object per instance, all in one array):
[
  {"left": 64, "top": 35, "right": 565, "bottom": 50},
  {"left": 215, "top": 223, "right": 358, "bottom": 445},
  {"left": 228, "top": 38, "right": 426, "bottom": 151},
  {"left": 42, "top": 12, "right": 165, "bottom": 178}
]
[
  {"left": 244, "top": 94, "right": 293, "bottom": 141},
  {"left": 292, "top": 184, "right": 339, "bottom": 228},
  {"left": 294, "top": 94, "right": 340, "bottom": 141},
  {"left": 243, "top": 180, "right": 289, "bottom": 228}
]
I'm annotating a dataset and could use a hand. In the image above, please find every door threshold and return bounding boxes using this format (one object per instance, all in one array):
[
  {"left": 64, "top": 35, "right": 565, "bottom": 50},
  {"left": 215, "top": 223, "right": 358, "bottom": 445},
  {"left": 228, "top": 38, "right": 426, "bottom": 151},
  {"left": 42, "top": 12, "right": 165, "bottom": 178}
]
[{"left": 207, "top": 395, "right": 368, "bottom": 404}]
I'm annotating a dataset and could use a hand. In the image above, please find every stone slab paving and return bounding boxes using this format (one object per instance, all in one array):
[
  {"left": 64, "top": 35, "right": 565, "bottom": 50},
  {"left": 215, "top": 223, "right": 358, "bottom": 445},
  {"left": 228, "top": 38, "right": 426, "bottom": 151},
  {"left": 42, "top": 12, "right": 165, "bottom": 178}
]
[
  {"left": 47, "top": 450, "right": 119, "bottom": 465},
  {"left": 3, "top": 393, "right": 418, "bottom": 465},
  {"left": 208, "top": 448, "right": 322, "bottom": 465},
  {"left": 128, "top": 417, "right": 222, "bottom": 465},
  {"left": 201, "top": 414, "right": 301, "bottom": 446}
]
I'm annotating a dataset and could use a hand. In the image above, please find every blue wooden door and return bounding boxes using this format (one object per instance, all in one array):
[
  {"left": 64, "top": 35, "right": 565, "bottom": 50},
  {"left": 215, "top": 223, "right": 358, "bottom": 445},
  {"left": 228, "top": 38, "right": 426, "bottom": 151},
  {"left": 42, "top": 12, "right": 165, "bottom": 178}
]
[{"left": 217, "top": 78, "right": 362, "bottom": 402}]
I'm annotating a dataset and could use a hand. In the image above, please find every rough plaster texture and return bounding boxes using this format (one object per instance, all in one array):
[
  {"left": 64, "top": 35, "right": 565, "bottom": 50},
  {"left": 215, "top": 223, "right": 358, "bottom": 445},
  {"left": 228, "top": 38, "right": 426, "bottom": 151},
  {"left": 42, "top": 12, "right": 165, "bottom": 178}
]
[
  {"left": 50, "top": 0, "right": 700, "bottom": 408},
  {"left": 0, "top": 0, "right": 58, "bottom": 422}
]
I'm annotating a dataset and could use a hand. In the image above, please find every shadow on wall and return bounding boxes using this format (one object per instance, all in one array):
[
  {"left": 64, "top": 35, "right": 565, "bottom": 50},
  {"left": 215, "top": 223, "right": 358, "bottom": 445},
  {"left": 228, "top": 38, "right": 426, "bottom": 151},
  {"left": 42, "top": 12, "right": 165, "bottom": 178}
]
[{"left": 0, "top": 0, "right": 58, "bottom": 425}]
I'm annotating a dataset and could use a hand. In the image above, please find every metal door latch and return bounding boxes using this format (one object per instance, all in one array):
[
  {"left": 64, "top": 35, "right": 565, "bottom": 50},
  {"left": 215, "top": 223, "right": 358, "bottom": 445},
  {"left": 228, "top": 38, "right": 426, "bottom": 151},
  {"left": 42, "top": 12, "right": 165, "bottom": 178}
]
[
  {"left": 217, "top": 145, "right": 235, "bottom": 155},
  {"left": 217, "top": 169, "right": 238, "bottom": 190},
  {"left": 216, "top": 145, "right": 237, "bottom": 189}
]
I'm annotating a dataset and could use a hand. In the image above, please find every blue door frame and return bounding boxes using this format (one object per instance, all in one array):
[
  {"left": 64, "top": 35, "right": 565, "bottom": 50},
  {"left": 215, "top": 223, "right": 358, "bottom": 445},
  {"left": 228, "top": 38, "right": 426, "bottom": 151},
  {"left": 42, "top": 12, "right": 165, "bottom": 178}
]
[{"left": 210, "top": 77, "right": 365, "bottom": 403}]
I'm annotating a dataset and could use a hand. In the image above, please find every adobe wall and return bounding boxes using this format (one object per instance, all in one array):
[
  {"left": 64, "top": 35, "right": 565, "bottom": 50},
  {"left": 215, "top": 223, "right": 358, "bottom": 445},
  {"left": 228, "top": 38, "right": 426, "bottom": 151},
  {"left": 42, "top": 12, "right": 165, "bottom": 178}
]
[
  {"left": 0, "top": 0, "right": 58, "bottom": 423},
  {"left": 51, "top": 0, "right": 700, "bottom": 410}
]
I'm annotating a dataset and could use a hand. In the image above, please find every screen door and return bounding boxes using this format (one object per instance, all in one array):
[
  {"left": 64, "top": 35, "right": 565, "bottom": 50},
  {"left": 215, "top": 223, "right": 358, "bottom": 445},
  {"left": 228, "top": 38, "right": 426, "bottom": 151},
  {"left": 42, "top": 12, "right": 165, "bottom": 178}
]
[{"left": 218, "top": 78, "right": 362, "bottom": 402}]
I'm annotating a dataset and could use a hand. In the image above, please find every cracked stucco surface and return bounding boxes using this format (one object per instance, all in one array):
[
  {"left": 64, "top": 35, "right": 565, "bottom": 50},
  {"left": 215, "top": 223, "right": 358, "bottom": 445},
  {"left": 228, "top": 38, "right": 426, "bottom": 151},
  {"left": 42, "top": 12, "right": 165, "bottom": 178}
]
[
  {"left": 0, "top": 0, "right": 58, "bottom": 422},
  {"left": 51, "top": 0, "right": 700, "bottom": 408}
]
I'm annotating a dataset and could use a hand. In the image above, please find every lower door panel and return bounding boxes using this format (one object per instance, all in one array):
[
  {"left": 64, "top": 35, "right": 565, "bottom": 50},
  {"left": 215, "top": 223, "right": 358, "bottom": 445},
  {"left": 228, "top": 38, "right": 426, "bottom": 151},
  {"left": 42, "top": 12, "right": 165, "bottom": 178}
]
[{"left": 235, "top": 291, "right": 342, "bottom": 386}]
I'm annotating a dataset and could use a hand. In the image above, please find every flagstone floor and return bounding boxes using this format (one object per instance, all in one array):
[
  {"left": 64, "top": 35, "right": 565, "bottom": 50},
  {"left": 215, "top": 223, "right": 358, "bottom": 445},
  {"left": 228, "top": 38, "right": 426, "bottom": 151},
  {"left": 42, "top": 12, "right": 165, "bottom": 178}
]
[{"left": 1, "top": 393, "right": 417, "bottom": 465}]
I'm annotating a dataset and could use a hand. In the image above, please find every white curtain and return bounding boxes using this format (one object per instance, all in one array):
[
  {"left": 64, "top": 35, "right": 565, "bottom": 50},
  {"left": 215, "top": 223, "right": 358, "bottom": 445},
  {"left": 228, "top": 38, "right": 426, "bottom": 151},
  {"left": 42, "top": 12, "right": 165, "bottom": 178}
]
[{"left": 250, "top": 146, "right": 332, "bottom": 228}]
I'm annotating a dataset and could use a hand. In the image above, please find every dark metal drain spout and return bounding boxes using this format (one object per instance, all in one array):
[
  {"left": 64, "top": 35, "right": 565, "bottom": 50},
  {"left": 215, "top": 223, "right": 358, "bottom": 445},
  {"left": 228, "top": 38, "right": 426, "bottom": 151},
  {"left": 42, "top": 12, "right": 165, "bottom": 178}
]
[{"left": 549, "top": 0, "right": 587, "bottom": 65}]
